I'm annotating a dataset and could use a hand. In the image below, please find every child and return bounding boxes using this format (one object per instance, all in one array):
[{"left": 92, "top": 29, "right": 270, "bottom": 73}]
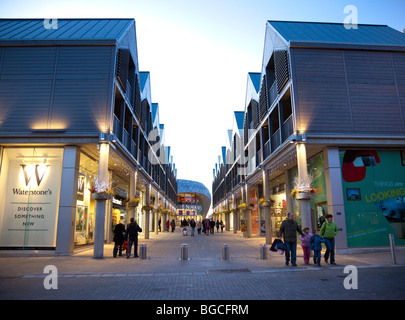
[
  {"left": 299, "top": 227, "right": 312, "bottom": 264},
  {"left": 309, "top": 231, "right": 325, "bottom": 266}
]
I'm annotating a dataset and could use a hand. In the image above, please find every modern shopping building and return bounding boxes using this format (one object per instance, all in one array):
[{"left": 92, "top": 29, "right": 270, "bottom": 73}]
[
  {"left": 177, "top": 179, "right": 211, "bottom": 221},
  {"left": 212, "top": 21, "right": 405, "bottom": 252},
  {"left": 0, "top": 19, "right": 178, "bottom": 257}
]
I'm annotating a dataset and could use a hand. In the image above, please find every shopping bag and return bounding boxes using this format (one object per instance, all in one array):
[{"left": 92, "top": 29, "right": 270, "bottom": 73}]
[
  {"left": 276, "top": 240, "right": 286, "bottom": 251},
  {"left": 269, "top": 238, "right": 280, "bottom": 252},
  {"left": 122, "top": 240, "right": 129, "bottom": 251}
]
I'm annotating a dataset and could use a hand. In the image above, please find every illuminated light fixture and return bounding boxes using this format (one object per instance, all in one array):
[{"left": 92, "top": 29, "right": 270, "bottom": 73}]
[
  {"left": 289, "top": 131, "right": 307, "bottom": 144},
  {"left": 99, "top": 132, "right": 117, "bottom": 143}
]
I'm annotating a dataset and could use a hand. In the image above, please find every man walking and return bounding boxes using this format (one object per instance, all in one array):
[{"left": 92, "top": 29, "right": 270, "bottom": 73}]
[
  {"left": 126, "top": 218, "right": 142, "bottom": 258},
  {"left": 279, "top": 212, "right": 305, "bottom": 266},
  {"left": 190, "top": 218, "right": 196, "bottom": 236}
]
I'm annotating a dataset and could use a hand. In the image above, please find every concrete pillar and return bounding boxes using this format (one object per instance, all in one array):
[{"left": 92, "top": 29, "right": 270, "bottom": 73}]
[
  {"left": 55, "top": 146, "right": 80, "bottom": 255},
  {"left": 262, "top": 169, "right": 272, "bottom": 245},
  {"left": 232, "top": 209, "right": 237, "bottom": 233},
  {"left": 154, "top": 208, "right": 159, "bottom": 235},
  {"left": 129, "top": 170, "right": 138, "bottom": 222},
  {"left": 93, "top": 143, "right": 110, "bottom": 259},
  {"left": 323, "top": 147, "right": 348, "bottom": 252},
  {"left": 245, "top": 184, "right": 252, "bottom": 238},
  {"left": 143, "top": 184, "right": 150, "bottom": 239},
  {"left": 296, "top": 143, "right": 311, "bottom": 230}
]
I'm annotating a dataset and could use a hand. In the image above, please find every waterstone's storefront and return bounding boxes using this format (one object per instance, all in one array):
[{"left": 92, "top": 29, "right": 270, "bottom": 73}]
[
  {"left": 0, "top": 146, "right": 144, "bottom": 251},
  {"left": 0, "top": 147, "right": 63, "bottom": 249}
]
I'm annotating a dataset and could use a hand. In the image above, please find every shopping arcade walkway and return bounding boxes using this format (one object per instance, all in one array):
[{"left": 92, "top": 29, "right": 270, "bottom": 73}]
[
  {"left": 1, "top": 227, "right": 403, "bottom": 278},
  {"left": 1, "top": 228, "right": 405, "bottom": 300}
]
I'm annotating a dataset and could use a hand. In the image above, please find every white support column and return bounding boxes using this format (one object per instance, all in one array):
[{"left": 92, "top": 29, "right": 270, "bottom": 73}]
[
  {"left": 129, "top": 170, "right": 138, "bottom": 222},
  {"left": 296, "top": 143, "right": 311, "bottom": 229},
  {"left": 143, "top": 184, "right": 151, "bottom": 239},
  {"left": 323, "top": 147, "right": 348, "bottom": 252},
  {"left": 55, "top": 146, "right": 80, "bottom": 255},
  {"left": 245, "top": 184, "right": 252, "bottom": 238},
  {"left": 263, "top": 169, "right": 272, "bottom": 245},
  {"left": 93, "top": 143, "right": 110, "bottom": 259}
]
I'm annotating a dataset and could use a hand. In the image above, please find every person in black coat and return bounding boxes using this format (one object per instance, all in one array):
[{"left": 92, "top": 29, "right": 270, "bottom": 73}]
[
  {"left": 126, "top": 217, "right": 142, "bottom": 258},
  {"left": 113, "top": 220, "right": 126, "bottom": 257}
]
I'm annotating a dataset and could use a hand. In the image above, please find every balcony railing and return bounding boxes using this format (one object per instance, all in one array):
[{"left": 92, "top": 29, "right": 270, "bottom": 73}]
[
  {"left": 113, "top": 115, "right": 122, "bottom": 141},
  {"left": 122, "top": 129, "right": 130, "bottom": 150},
  {"left": 281, "top": 115, "right": 293, "bottom": 142},
  {"left": 263, "top": 140, "right": 270, "bottom": 161},
  {"left": 268, "top": 81, "right": 278, "bottom": 108},
  {"left": 271, "top": 128, "right": 281, "bottom": 151}
]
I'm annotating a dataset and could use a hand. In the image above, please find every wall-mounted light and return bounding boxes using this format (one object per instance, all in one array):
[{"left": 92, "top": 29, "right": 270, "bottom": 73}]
[
  {"left": 99, "top": 132, "right": 117, "bottom": 143},
  {"left": 289, "top": 131, "right": 307, "bottom": 144}
]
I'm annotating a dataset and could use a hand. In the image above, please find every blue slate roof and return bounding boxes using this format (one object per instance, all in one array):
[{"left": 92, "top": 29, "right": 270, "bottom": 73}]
[
  {"left": 268, "top": 21, "right": 405, "bottom": 46},
  {"left": 0, "top": 19, "right": 133, "bottom": 41},
  {"left": 248, "top": 72, "right": 261, "bottom": 92},
  {"left": 234, "top": 111, "right": 244, "bottom": 130}
]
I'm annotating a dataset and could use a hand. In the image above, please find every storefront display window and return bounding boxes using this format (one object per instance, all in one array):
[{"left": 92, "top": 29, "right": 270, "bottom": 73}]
[
  {"left": 75, "top": 153, "right": 98, "bottom": 246},
  {"left": 269, "top": 174, "right": 287, "bottom": 237},
  {"left": 289, "top": 153, "right": 328, "bottom": 232},
  {"left": 0, "top": 147, "right": 63, "bottom": 248}
]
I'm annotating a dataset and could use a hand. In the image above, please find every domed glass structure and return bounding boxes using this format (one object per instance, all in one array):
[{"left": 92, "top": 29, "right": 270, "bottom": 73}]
[{"left": 177, "top": 179, "right": 211, "bottom": 220}]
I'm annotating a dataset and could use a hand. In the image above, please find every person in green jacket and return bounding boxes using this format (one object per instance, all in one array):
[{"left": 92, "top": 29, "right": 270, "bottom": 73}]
[{"left": 320, "top": 214, "right": 338, "bottom": 264}]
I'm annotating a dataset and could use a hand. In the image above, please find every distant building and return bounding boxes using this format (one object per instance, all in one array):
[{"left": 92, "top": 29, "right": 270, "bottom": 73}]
[
  {"left": 213, "top": 21, "right": 405, "bottom": 252},
  {"left": 177, "top": 179, "right": 211, "bottom": 221}
]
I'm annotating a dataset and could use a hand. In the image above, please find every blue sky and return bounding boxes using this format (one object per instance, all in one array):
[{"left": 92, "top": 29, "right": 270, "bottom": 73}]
[{"left": 1, "top": 0, "right": 404, "bottom": 203}]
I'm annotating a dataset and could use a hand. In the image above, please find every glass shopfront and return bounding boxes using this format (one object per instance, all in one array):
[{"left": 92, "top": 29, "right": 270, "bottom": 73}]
[
  {"left": 111, "top": 174, "right": 129, "bottom": 240},
  {"left": 0, "top": 147, "right": 63, "bottom": 249},
  {"left": 269, "top": 174, "right": 287, "bottom": 238},
  {"left": 289, "top": 152, "right": 328, "bottom": 232},
  {"left": 75, "top": 153, "right": 98, "bottom": 246}
]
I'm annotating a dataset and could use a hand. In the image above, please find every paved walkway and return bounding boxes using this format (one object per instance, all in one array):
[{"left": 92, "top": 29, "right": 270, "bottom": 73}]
[{"left": 0, "top": 228, "right": 404, "bottom": 300}]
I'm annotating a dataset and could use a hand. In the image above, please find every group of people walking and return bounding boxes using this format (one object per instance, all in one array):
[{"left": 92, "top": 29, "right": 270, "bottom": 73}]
[
  {"left": 113, "top": 213, "right": 338, "bottom": 266},
  {"left": 112, "top": 218, "right": 142, "bottom": 258},
  {"left": 279, "top": 212, "right": 338, "bottom": 266},
  {"left": 180, "top": 218, "right": 224, "bottom": 236}
]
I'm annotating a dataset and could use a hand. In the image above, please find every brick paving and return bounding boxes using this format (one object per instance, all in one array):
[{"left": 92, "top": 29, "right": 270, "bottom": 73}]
[{"left": 0, "top": 228, "right": 404, "bottom": 300}]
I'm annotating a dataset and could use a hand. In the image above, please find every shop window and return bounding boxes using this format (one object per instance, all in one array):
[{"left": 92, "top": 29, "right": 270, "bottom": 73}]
[
  {"left": 0, "top": 147, "right": 64, "bottom": 248},
  {"left": 75, "top": 153, "right": 98, "bottom": 246}
]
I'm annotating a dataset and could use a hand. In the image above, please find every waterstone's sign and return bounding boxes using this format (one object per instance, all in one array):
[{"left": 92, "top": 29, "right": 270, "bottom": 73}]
[{"left": 0, "top": 148, "right": 63, "bottom": 247}]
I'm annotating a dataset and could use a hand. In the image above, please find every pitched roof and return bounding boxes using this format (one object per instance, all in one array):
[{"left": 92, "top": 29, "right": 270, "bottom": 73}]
[
  {"left": 268, "top": 21, "right": 405, "bottom": 47},
  {"left": 0, "top": 19, "right": 133, "bottom": 41}
]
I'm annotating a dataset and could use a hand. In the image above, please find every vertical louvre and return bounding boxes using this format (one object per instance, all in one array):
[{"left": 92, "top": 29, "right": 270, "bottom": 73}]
[
  {"left": 116, "top": 48, "right": 129, "bottom": 91},
  {"left": 274, "top": 50, "right": 290, "bottom": 93},
  {"left": 259, "top": 75, "right": 268, "bottom": 120},
  {"left": 252, "top": 100, "right": 259, "bottom": 129},
  {"left": 243, "top": 113, "right": 248, "bottom": 146},
  {"left": 134, "top": 74, "right": 141, "bottom": 120},
  {"left": 140, "top": 99, "right": 148, "bottom": 130}
]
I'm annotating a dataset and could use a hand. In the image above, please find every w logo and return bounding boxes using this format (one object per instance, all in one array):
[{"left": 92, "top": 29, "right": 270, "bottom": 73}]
[{"left": 21, "top": 164, "right": 49, "bottom": 187}]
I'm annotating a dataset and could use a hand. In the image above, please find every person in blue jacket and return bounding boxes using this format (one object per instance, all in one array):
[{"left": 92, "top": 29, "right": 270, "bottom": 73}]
[{"left": 309, "top": 231, "right": 325, "bottom": 266}]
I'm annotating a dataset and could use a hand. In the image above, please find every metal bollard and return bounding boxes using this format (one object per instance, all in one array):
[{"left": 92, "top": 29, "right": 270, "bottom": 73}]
[
  {"left": 389, "top": 233, "right": 397, "bottom": 264},
  {"left": 139, "top": 244, "right": 147, "bottom": 259},
  {"left": 180, "top": 244, "right": 189, "bottom": 260},
  {"left": 222, "top": 244, "right": 230, "bottom": 260},
  {"left": 260, "top": 244, "right": 267, "bottom": 260}
]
